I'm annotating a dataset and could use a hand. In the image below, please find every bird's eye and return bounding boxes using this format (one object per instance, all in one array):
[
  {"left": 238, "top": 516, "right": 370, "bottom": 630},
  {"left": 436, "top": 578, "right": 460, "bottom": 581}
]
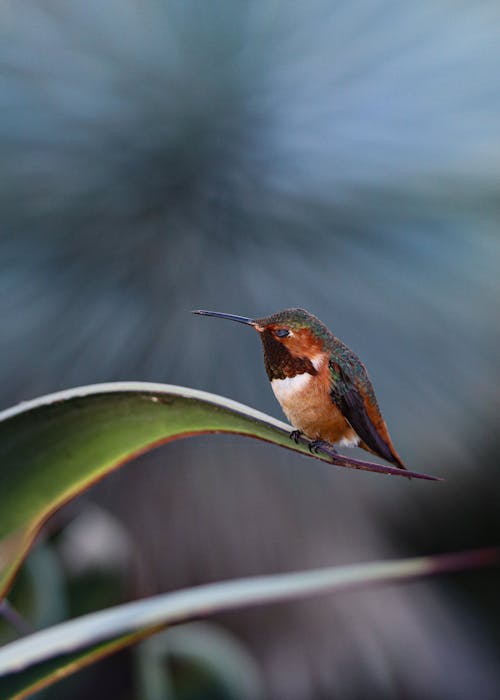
[{"left": 275, "top": 328, "right": 290, "bottom": 338}]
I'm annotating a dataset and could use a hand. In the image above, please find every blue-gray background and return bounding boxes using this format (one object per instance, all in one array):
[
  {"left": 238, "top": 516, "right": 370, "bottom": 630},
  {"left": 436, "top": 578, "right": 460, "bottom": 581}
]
[{"left": 1, "top": 2, "right": 499, "bottom": 698}]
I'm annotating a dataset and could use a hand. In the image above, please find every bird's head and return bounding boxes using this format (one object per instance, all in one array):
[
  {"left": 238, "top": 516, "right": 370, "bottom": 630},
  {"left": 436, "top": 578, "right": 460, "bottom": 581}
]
[{"left": 193, "top": 308, "right": 330, "bottom": 379}]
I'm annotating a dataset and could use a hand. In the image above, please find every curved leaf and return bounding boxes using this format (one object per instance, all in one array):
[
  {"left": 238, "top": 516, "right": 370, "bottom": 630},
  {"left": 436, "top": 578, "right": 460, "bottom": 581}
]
[
  {"left": 0, "top": 548, "right": 497, "bottom": 699},
  {"left": 0, "top": 382, "right": 441, "bottom": 597}
]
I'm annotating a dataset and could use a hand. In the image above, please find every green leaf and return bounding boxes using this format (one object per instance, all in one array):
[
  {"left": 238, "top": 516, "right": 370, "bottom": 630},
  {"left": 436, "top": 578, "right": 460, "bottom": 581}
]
[
  {"left": 0, "top": 382, "right": 441, "bottom": 597},
  {"left": 0, "top": 548, "right": 497, "bottom": 699}
]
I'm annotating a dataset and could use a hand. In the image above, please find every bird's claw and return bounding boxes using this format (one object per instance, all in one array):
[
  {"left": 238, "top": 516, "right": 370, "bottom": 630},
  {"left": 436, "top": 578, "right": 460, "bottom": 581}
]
[
  {"left": 308, "top": 438, "right": 326, "bottom": 454},
  {"left": 289, "top": 432, "right": 337, "bottom": 457},
  {"left": 308, "top": 439, "right": 337, "bottom": 455}
]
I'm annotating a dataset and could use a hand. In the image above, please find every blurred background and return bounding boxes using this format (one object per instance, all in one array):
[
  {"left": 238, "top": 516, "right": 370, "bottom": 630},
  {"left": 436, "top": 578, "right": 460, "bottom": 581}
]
[{"left": 1, "top": 1, "right": 500, "bottom": 698}]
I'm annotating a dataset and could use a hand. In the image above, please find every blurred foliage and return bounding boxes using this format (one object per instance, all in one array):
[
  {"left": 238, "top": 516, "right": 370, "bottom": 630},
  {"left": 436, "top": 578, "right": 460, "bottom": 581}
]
[
  {"left": 1, "top": 0, "right": 500, "bottom": 698},
  {"left": 3, "top": 544, "right": 496, "bottom": 699},
  {"left": 135, "top": 623, "right": 264, "bottom": 700}
]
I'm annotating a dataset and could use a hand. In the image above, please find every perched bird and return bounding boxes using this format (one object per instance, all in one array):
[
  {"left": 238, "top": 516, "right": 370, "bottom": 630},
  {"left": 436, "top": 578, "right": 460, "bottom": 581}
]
[{"left": 194, "top": 308, "right": 406, "bottom": 469}]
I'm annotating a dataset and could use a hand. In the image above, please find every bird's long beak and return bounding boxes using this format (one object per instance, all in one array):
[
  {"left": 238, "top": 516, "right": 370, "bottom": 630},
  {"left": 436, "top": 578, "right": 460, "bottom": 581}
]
[{"left": 192, "top": 310, "right": 255, "bottom": 326}]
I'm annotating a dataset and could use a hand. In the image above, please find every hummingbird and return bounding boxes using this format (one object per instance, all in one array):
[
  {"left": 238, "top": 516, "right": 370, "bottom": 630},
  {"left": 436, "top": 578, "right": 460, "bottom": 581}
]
[{"left": 193, "top": 308, "right": 406, "bottom": 469}]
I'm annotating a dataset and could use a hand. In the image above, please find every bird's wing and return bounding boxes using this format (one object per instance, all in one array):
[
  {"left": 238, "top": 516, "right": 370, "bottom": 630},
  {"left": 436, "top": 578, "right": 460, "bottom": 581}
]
[{"left": 328, "top": 359, "right": 400, "bottom": 465}]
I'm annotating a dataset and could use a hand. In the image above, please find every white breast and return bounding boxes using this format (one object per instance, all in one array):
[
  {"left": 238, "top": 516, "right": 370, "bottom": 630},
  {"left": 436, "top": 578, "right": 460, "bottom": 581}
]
[{"left": 271, "top": 373, "right": 312, "bottom": 404}]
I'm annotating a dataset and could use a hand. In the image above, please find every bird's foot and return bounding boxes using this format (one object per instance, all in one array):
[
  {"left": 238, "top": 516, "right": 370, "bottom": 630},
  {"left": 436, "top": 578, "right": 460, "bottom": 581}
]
[
  {"left": 289, "top": 429, "right": 302, "bottom": 444},
  {"left": 308, "top": 438, "right": 335, "bottom": 454}
]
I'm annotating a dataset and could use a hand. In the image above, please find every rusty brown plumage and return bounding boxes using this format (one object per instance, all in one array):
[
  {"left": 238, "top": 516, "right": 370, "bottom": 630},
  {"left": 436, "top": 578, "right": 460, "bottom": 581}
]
[{"left": 193, "top": 307, "right": 406, "bottom": 469}]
